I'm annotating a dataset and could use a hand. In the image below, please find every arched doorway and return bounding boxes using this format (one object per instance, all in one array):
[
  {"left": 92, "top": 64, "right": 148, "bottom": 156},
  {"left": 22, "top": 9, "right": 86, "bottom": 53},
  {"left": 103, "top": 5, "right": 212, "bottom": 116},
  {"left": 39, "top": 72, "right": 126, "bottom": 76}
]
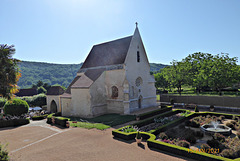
[
  {"left": 50, "top": 100, "right": 57, "bottom": 113},
  {"left": 138, "top": 95, "right": 142, "bottom": 108}
]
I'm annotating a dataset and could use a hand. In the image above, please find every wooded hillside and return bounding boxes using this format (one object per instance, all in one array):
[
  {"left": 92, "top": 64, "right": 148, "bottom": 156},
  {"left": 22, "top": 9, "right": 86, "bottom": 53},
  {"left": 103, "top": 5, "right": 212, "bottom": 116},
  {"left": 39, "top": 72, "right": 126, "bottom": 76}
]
[{"left": 17, "top": 61, "right": 167, "bottom": 88}]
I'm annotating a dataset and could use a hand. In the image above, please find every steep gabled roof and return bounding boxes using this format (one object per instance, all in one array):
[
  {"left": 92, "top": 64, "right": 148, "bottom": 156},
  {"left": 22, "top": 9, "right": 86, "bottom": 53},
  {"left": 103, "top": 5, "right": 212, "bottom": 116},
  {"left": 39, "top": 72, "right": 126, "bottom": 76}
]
[
  {"left": 79, "top": 36, "right": 132, "bottom": 70},
  {"left": 47, "top": 86, "right": 65, "bottom": 95},
  {"left": 65, "top": 76, "right": 81, "bottom": 94},
  {"left": 15, "top": 88, "right": 38, "bottom": 97},
  {"left": 71, "top": 68, "right": 105, "bottom": 88}
]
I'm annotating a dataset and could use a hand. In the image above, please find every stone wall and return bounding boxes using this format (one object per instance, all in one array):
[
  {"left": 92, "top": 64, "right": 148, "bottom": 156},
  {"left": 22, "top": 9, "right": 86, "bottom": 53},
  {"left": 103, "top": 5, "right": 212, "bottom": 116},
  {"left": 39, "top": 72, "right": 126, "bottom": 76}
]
[{"left": 160, "top": 94, "right": 240, "bottom": 108}]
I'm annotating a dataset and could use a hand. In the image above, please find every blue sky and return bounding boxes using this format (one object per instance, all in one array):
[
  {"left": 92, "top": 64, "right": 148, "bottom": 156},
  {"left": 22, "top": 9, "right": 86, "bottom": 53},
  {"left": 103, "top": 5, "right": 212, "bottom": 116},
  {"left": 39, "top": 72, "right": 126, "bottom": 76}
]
[{"left": 1, "top": 0, "right": 240, "bottom": 65}]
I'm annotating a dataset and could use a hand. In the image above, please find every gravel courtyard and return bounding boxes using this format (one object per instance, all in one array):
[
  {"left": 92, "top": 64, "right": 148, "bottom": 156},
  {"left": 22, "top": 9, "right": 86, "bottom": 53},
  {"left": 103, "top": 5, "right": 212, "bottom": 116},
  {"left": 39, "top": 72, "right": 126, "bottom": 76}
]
[{"left": 0, "top": 120, "right": 195, "bottom": 161}]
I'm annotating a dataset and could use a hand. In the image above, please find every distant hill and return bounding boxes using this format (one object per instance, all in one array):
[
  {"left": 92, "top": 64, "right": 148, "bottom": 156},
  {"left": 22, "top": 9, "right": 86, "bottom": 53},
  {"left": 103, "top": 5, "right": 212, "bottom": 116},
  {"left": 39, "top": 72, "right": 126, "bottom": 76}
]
[{"left": 17, "top": 61, "right": 168, "bottom": 88}]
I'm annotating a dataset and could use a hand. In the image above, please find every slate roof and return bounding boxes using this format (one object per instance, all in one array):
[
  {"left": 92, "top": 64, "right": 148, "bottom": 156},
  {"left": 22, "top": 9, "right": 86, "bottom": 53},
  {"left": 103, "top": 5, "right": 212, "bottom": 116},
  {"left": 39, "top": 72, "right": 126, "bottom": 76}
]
[
  {"left": 71, "top": 68, "right": 105, "bottom": 88},
  {"left": 65, "top": 76, "right": 81, "bottom": 94},
  {"left": 15, "top": 88, "right": 38, "bottom": 97},
  {"left": 79, "top": 36, "right": 132, "bottom": 70},
  {"left": 47, "top": 86, "right": 65, "bottom": 95}
]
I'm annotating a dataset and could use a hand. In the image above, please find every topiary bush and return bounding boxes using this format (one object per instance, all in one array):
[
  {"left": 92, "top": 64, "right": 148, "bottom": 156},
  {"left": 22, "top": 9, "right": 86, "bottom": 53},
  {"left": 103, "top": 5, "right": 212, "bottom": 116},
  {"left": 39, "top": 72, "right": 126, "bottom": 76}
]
[{"left": 3, "top": 99, "right": 29, "bottom": 116}]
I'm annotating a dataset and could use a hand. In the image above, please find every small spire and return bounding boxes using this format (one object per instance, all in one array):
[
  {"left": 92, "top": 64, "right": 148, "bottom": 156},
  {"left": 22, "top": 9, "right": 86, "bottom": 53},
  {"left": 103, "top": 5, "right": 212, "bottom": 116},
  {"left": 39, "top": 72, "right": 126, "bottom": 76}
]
[{"left": 135, "top": 22, "right": 138, "bottom": 28}]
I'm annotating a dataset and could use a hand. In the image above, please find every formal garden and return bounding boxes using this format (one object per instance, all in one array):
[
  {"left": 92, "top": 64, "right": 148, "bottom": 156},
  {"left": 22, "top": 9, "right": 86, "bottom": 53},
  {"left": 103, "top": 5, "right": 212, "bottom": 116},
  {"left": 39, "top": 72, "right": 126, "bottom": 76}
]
[{"left": 112, "top": 106, "right": 240, "bottom": 161}]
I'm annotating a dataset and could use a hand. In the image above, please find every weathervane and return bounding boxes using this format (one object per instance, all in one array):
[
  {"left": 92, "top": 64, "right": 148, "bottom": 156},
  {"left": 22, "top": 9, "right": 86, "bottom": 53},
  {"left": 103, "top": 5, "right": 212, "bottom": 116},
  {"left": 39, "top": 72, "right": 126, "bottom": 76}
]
[{"left": 135, "top": 22, "right": 138, "bottom": 27}]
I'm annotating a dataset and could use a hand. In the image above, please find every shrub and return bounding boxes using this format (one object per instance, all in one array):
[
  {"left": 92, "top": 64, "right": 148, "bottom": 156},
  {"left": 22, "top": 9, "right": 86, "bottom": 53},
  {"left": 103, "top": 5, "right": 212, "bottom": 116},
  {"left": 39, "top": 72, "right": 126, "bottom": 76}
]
[
  {"left": 207, "top": 139, "right": 219, "bottom": 148},
  {"left": 213, "top": 133, "right": 225, "bottom": 142},
  {"left": 220, "top": 149, "right": 235, "bottom": 159},
  {"left": 194, "top": 105, "right": 199, "bottom": 112},
  {"left": 200, "top": 143, "right": 211, "bottom": 150},
  {"left": 190, "top": 120, "right": 200, "bottom": 128},
  {"left": 0, "top": 98, "right": 7, "bottom": 108},
  {"left": 219, "top": 115, "right": 225, "bottom": 120},
  {"left": 177, "top": 140, "right": 190, "bottom": 148},
  {"left": 3, "top": 99, "right": 29, "bottom": 116},
  {"left": 185, "top": 135, "right": 196, "bottom": 144},
  {"left": 159, "top": 132, "right": 168, "bottom": 140},
  {"left": 231, "top": 120, "right": 237, "bottom": 125},
  {"left": 0, "top": 143, "right": 9, "bottom": 161}
]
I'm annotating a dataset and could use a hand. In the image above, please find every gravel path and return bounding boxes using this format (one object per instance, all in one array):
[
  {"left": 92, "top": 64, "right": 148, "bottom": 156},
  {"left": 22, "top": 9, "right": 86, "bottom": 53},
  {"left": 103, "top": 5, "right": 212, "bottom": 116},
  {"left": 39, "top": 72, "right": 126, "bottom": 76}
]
[{"left": 0, "top": 120, "right": 195, "bottom": 161}]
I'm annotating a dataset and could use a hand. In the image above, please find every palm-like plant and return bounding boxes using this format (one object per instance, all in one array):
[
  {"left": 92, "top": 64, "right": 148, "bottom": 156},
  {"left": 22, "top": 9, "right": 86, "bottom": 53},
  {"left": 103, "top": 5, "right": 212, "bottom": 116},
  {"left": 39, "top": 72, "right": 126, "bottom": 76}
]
[{"left": 0, "top": 44, "right": 21, "bottom": 99}]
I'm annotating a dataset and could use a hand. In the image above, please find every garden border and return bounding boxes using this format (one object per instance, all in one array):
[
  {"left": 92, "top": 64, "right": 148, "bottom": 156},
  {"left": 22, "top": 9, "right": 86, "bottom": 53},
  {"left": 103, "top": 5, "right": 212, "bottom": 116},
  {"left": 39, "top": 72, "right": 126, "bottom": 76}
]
[{"left": 112, "top": 111, "right": 240, "bottom": 161}]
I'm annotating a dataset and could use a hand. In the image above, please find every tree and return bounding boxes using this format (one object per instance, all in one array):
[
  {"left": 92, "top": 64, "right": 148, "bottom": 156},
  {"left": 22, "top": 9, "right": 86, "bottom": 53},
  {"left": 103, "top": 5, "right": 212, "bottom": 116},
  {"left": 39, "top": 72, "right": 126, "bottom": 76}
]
[
  {"left": 182, "top": 52, "right": 214, "bottom": 93},
  {"left": 0, "top": 44, "right": 21, "bottom": 99},
  {"left": 154, "top": 70, "right": 169, "bottom": 90},
  {"left": 208, "top": 53, "right": 239, "bottom": 95},
  {"left": 162, "top": 61, "right": 188, "bottom": 95},
  {"left": 36, "top": 80, "right": 43, "bottom": 87},
  {"left": 37, "top": 86, "right": 47, "bottom": 94}
]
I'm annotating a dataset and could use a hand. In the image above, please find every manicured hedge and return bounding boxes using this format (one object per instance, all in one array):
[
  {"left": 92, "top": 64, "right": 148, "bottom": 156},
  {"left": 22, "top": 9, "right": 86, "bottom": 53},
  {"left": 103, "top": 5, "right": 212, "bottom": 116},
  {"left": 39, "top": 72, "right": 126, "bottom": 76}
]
[
  {"left": 0, "top": 118, "right": 30, "bottom": 128},
  {"left": 4, "top": 99, "right": 29, "bottom": 116},
  {"left": 136, "top": 106, "right": 172, "bottom": 120},
  {"left": 112, "top": 111, "right": 240, "bottom": 161},
  {"left": 133, "top": 109, "right": 186, "bottom": 128},
  {"left": 32, "top": 114, "right": 48, "bottom": 120},
  {"left": 55, "top": 117, "right": 70, "bottom": 127},
  {"left": 46, "top": 113, "right": 70, "bottom": 127}
]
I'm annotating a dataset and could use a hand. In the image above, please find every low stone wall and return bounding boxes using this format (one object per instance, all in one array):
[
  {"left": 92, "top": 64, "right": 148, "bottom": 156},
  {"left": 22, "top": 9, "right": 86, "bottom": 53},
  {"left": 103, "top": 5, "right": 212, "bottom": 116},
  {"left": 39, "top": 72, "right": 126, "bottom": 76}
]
[{"left": 160, "top": 94, "right": 240, "bottom": 108}]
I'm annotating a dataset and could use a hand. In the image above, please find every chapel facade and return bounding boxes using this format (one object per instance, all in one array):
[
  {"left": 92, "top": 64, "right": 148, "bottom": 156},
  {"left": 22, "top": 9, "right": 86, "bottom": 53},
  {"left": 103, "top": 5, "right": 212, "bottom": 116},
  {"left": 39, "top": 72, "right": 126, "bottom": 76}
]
[{"left": 47, "top": 25, "right": 157, "bottom": 117}]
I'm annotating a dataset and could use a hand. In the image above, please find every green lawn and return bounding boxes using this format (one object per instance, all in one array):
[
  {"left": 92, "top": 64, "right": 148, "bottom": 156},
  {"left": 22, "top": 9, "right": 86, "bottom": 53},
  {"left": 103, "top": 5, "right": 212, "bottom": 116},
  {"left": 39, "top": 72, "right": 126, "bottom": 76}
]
[
  {"left": 68, "top": 113, "right": 136, "bottom": 127},
  {"left": 69, "top": 121, "right": 110, "bottom": 130}
]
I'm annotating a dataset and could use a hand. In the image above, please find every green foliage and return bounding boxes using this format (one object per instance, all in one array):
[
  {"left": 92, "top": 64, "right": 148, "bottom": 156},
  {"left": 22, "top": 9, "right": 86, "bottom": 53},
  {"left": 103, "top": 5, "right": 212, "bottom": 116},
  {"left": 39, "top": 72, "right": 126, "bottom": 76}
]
[
  {"left": 158, "top": 52, "right": 240, "bottom": 95},
  {"left": 69, "top": 121, "right": 110, "bottom": 130},
  {"left": 17, "top": 94, "right": 46, "bottom": 107},
  {"left": 3, "top": 99, "right": 29, "bottom": 115},
  {"left": 17, "top": 61, "right": 167, "bottom": 88},
  {"left": 0, "top": 143, "right": 9, "bottom": 161},
  {"left": 0, "top": 98, "right": 7, "bottom": 107},
  {"left": 0, "top": 44, "right": 20, "bottom": 99},
  {"left": 154, "top": 71, "right": 169, "bottom": 90},
  {"left": 37, "top": 86, "right": 47, "bottom": 94}
]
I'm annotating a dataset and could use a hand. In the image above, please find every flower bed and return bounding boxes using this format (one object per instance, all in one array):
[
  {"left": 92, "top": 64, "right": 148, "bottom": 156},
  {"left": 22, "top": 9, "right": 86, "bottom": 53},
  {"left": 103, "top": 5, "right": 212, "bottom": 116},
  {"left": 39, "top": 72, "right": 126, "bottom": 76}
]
[
  {"left": 0, "top": 114, "right": 30, "bottom": 128},
  {"left": 112, "top": 111, "right": 240, "bottom": 161}
]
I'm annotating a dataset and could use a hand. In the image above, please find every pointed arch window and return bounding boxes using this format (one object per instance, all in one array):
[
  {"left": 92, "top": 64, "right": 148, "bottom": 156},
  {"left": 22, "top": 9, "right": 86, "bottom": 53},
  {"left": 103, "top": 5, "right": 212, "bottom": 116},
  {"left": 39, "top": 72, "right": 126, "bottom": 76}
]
[
  {"left": 111, "top": 86, "right": 118, "bottom": 98},
  {"left": 137, "top": 51, "right": 140, "bottom": 62}
]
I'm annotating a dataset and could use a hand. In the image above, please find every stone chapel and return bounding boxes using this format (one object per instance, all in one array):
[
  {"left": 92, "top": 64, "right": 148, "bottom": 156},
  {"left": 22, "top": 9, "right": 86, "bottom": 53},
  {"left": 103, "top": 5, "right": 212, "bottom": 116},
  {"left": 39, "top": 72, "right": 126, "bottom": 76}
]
[{"left": 47, "top": 25, "right": 157, "bottom": 117}]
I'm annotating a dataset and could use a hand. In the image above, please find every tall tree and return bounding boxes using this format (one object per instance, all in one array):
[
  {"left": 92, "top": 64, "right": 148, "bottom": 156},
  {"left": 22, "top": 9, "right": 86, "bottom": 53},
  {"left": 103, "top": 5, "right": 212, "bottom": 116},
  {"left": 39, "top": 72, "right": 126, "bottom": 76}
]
[
  {"left": 208, "top": 53, "right": 239, "bottom": 95},
  {"left": 154, "top": 70, "right": 169, "bottom": 90},
  {"left": 0, "top": 44, "right": 21, "bottom": 99},
  {"left": 183, "top": 52, "right": 214, "bottom": 93},
  {"left": 162, "top": 60, "right": 188, "bottom": 95}
]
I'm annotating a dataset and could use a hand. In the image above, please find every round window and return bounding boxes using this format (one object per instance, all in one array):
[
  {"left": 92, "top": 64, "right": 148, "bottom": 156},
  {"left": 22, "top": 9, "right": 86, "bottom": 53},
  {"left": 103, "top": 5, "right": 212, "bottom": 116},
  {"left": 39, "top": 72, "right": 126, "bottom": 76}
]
[{"left": 135, "top": 77, "right": 142, "bottom": 87}]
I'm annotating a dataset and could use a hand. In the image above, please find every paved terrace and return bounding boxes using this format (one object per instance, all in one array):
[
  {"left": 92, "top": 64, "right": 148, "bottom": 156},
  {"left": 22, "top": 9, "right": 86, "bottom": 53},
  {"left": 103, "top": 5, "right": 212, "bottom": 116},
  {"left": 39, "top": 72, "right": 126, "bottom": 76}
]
[{"left": 0, "top": 120, "right": 195, "bottom": 161}]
